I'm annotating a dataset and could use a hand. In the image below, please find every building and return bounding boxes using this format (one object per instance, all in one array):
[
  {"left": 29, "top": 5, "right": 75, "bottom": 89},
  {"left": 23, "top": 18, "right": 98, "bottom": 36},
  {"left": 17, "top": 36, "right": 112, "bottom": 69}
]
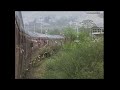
[{"left": 91, "top": 26, "right": 104, "bottom": 38}]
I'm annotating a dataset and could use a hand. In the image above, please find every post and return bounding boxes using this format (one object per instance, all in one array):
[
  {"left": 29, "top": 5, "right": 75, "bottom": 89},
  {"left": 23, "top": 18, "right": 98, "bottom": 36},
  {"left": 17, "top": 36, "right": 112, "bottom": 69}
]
[
  {"left": 40, "top": 18, "right": 42, "bottom": 34},
  {"left": 77, "top": 26, "right": 78, "bottom": 39},
  {"left": 91, "top": 28, "right": 93, "bottom": 40},
  {"left": 75, "top": 22, "right": 79, "bottom": 40},
  {"left": 34, "top": 23, "right": 35, "bottom": 33}
]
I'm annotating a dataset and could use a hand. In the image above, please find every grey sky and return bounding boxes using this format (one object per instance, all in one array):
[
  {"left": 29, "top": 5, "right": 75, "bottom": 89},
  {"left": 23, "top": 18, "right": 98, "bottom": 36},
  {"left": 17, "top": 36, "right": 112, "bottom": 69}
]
[{"left": 21, "top": 11, "right": 104, "bottom": 26}]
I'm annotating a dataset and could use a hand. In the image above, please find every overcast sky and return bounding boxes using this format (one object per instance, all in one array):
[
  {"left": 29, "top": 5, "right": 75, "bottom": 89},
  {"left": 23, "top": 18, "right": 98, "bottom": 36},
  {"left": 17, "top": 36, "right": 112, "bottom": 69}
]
[{"left": 21, "top": 11, "right": 104, "bottom": 26}]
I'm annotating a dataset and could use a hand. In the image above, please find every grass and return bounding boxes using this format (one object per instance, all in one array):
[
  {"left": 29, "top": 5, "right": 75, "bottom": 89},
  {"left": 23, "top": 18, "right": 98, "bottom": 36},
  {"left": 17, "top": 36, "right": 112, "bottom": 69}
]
[
  {"left": 27, "top": 29, "right": 104, "bottom": 79},
  {"left": 39, "top": 32, "right": 104, "bottom": 79}
]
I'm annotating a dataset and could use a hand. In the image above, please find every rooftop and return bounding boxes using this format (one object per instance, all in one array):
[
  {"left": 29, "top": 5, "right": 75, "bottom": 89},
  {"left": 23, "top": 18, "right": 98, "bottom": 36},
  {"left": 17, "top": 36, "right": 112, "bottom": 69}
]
[{"left": 25, "top": 31, "right": 64, "bottom": 39}]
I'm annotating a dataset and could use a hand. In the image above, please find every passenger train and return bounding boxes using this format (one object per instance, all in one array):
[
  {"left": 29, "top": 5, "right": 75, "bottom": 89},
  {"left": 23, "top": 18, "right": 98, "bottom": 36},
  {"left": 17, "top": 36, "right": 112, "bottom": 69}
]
[{"left": 15, "top": 11, "right": 64, "bottom": 79}]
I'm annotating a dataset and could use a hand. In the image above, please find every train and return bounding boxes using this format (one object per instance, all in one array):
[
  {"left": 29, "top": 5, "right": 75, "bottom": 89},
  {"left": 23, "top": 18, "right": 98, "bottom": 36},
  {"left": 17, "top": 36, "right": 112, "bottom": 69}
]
[{"left": 15, "top": 11, "right": 64, "bottom": 79}]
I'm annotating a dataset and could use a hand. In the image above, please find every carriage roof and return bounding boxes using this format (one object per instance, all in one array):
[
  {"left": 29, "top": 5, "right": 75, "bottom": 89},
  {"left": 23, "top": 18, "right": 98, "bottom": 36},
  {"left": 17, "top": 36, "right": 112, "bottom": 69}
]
[{"left": 26, "top": 31, "right": 64, "bottom": 39}]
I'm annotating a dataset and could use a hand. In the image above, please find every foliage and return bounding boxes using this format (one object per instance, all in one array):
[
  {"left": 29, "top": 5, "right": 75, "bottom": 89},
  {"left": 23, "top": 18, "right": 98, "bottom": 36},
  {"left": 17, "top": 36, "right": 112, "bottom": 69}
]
[
  {"left": 48, "top": 29, "right": 61, "bottom": 35},
  {"left": 63, "top": 27, "right": 77, "bottom": 41},
  {"left": 41, "top": 29, "right": 104, "bottom": 79}
]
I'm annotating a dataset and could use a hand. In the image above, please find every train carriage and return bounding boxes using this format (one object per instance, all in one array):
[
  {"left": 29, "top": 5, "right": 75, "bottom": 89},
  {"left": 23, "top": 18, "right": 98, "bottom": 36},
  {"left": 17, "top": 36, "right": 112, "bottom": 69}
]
[
  {"left": 15, "top": 11, "right": 64, "bottom": 79},
  {"left": 15, "top": 11, "right": 33, "bottom": 78}
]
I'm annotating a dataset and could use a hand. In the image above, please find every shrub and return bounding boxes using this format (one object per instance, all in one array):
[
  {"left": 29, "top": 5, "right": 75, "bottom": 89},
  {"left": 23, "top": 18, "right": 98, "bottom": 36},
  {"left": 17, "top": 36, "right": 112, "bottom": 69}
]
[{"left": 41, "top": 30, "right": 104, "bottom": 79}]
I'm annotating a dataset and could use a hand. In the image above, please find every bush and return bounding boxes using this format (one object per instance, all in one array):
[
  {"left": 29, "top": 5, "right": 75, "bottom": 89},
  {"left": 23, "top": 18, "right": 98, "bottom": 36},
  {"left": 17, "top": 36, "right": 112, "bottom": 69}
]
[
  {"left": 63, "top": 27, "right": 77, "bottom": 41},
  {"left": 41, "top": 30, "right": 104, "bottom": 79}
]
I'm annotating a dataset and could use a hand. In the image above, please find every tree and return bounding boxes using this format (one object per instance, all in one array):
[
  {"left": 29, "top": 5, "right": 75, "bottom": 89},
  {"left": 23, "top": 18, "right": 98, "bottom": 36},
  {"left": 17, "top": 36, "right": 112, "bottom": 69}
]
[
  {"left": 44, "top": 16, "right": 51, "bottom": 23},
  {"left": 97, "top": 13, "right": 103, "bottom": 18},
  {"left": 48, "top": 29, "right": 61, "bottom": 35},
  {"left": 63, "top": 27, "right": 77, "bottom": 41},
  {"left": 81, "top": 19, "right": 96, "bottom": 28}
]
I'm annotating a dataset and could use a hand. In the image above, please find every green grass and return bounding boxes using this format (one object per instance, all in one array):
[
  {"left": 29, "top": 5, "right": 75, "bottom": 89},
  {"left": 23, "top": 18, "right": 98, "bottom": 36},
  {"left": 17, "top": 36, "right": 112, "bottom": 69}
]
[
  {"left": 40, "top": 33, "right": 104, "bottom": 79},
  {"left": 28, "top": 28, "right": 104, "bottom": 79}
]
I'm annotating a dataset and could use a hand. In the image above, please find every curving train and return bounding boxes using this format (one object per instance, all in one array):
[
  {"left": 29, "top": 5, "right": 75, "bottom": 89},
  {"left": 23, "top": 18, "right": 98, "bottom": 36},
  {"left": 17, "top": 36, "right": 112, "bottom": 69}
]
[{"left": 15, "top": 11, "right": 64, "bottom": 79}]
